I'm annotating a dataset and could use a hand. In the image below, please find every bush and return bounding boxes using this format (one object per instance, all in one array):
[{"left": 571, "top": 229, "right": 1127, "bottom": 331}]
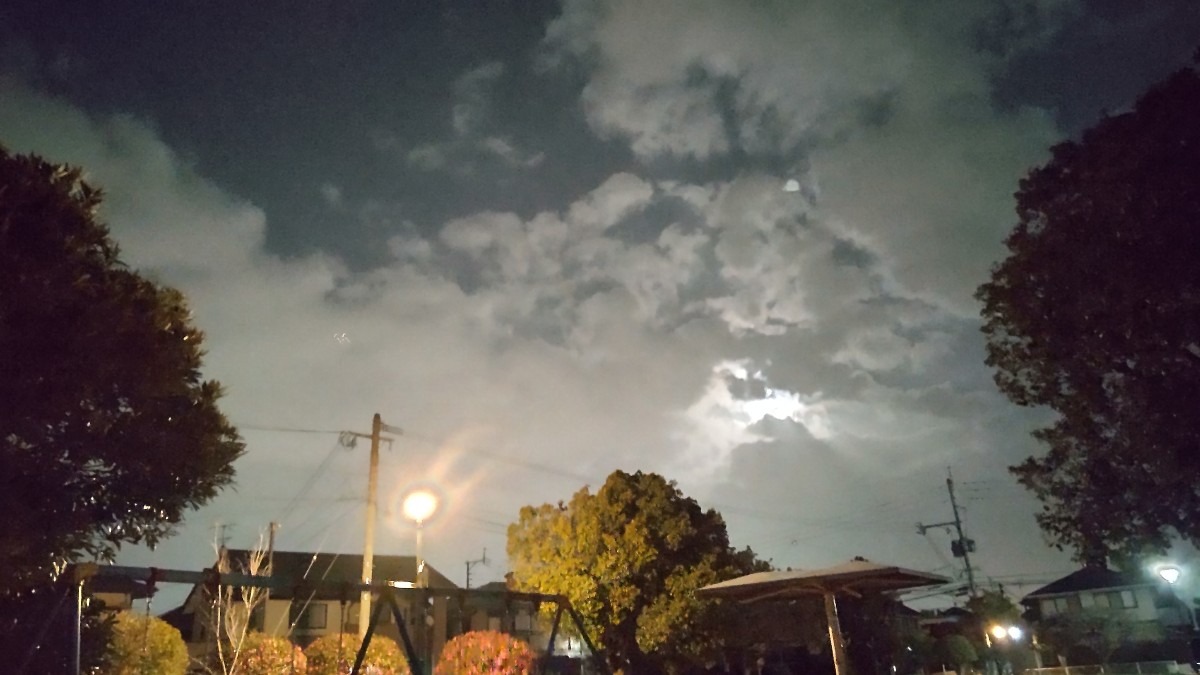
[
  {"left": 236, "top": 631, "right": 306, "bottom": 674},
  {"left": 435, "top": 630, "right": 537, "bottom": 675},
  {"left": 305, "top": 633, "right": 410, "bottom": 675},
  {"left": 103, "top": 611, "right": 188, "bottom": 675}
]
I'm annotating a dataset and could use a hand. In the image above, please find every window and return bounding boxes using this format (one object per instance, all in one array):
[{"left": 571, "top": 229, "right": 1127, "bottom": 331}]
[
  {"left": 290, "top": 602, "right": 328, "bottom": 630},
  {"left": 1093, "top": 591, "right": 1138, "bottom": 609},
  {"left": 1041, "top": 595, "right": 1081, "bottom": 617}
]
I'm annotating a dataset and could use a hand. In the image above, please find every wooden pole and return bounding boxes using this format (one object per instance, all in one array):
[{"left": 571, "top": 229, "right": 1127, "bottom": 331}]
[{"left": 824, "top": 591, "right": 850, "bottom": 675}]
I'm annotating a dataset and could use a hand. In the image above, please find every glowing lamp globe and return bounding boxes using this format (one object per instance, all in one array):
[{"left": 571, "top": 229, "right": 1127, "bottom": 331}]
[
  {"left": 402, "top": 489, "right": 438, "bottom": 524},
  {"left": 1159, "top": 566, "right": 1183, "bottom": 584}
]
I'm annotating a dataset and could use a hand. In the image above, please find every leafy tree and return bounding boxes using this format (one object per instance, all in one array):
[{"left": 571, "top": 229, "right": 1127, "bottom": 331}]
[
  {"left": 434, "top": 630, "right": 536, "bottom": 675},
  {"left": 966, "top": 590, "right": 1021, "bottom": 627},
  {"left": 889, "top": 620, "right": 935, "bottom": 675},
  {"left": 305, "top": 633, "right": 410, "bottom": 675},
  {"left": 934, "top": 634, "right": 977, "bottom": 674},
  {"left": 1036, "top": 610, "right": 1161, "bottom": 666},
  {"left": 507, "top": 470, "right": 769, "bottom": 674},
  {"left": 0, "top": 148, "right": 243, "bottom": 659},
  {"left": 976, "top": 65, "right": 1200, "bottom": 562},
  {"left": 7, "top": 582, "right": 113, "bottom": 674},
  {"left": 103, "top": 610, "right": 188, "bottom": 675}
]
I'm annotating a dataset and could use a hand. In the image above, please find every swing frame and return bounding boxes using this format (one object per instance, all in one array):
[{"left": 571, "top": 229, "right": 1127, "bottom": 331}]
[{"left": 68, "top": 563, "right": 607, "bottom": 675}]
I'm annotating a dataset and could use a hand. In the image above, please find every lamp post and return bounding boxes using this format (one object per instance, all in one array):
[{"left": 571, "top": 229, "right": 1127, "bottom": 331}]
[
  {"left": 1158, "top": 565, "right": 1199, "bottom": 632},
  {"left": 402, "top": 489, "right": 439, "bottom": 587},
  {"left": 402, "top": 489, "right": 438, "bottom": 675}
]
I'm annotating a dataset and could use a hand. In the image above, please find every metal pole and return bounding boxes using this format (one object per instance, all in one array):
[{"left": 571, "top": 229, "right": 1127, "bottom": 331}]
[
  {"left": 415, "top": 522, "right": 426, "bottom": 674},
  {"left": 416, "top": 524, "right": 426, "bottom": 587},
  {"left": 359, "top": 413, "right": 382, "bottom": 639},
  {"left": 72, "top": 580, "right": 83, "bottom": 675}
]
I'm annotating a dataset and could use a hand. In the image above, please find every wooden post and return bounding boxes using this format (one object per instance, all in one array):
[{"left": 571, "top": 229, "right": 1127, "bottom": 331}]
[{"left": 824, "top": 591, "right": 850, "bottom": 675}]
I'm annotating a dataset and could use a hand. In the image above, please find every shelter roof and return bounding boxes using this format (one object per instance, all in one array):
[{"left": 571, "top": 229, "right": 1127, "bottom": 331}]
[{"left": 699, "top": 558, "right": 947, "bottom": 603}]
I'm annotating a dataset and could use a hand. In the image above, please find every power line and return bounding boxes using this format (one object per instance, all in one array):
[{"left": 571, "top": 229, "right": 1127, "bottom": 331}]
[{"left": 238, "top": 424, "right": 343, "bottom": 435}]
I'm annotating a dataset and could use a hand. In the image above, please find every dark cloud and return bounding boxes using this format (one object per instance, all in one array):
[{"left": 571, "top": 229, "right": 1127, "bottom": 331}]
[{"left": 1, "top": 0, "right": 1192, "bottom": 604}]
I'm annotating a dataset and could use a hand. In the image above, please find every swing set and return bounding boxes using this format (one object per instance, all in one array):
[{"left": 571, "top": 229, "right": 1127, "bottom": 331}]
[{"left": 62, "top": 563, "right": 607, "bottom": 675}]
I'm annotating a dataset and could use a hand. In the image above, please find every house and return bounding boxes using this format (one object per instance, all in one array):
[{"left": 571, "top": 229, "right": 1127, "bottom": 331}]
[
  {"left": 1022, "top": 567, "right": 1188, "bottom": 629},
  {"left": 1021, "top": 567, "right": 1193, "bottom": 665},
  {"left": 89, "top": 576, "right": 153, "bottom": 616},
  {"left": 165, "top": 548, "right": 457, "bottom": 667}
]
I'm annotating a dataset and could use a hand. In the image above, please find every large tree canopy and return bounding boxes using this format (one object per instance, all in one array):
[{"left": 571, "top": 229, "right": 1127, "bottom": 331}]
[
  {"left": 0, "top": 148, "right": 244, "bottom": 594},
  {"left": 507, "top": 470, "right": 768, "bottom": 674},
  {"left": 976, "top": 66, "right": 1200, "bottom": 562}
]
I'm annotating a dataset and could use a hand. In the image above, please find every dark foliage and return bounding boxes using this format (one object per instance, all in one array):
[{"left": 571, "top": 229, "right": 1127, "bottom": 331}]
[
  {"left": 0, "top": 147, "right": 243, "bottom": 647},
  {"left": 977, "top": 67, "right": 1200, "bottom": 561}
]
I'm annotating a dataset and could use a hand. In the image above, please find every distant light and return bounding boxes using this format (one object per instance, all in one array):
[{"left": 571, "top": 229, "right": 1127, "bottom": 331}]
[
  {"left": 1007, "top": 626, "right": 1023, "bottom": 641},
  {"left": 402, "top": 489, "right": 439, "bottom": 524},
  {"left": 783, "top": 179, "right": 801, "bottom": 193},
  {"left": 388, "top": 580, "right": 415, "bottom": 589},
  {"left": 990, "top": 625, "right": 1008, "bottom": 640},
  {"left": 1159, "top": 565, "right": 1183, "bottom": 584}
]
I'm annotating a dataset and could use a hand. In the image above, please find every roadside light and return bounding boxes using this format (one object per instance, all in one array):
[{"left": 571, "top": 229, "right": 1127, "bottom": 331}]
[
  {"left": 990, "top": 625, "right": 1008, "bottom": 640},
  {"left": 1007, "top": 626, "right": 1023, "bottom": 641},
  {"left": 1159, "top": 565, "right": 1183, "bottom": 585}
]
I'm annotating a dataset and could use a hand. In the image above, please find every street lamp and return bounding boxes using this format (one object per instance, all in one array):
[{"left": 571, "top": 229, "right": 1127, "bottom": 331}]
[
  {"left": 401, "top": 488, "right": 439, "bottom": 675},
  {"left": 402, "top": 489, "right": 439, "bottom": 587},
  {"left": 985, "top": 623, "right": 1025, "bottom": 675},
  {"left": 1157, "top": 564, "right": 1198, "bottom": 631},
  {"left": 986, "top": 623, "right": 1023, "bottom": 647},
  {"left": 990, "top": 625, "right": 1022, "bottom": 642}
]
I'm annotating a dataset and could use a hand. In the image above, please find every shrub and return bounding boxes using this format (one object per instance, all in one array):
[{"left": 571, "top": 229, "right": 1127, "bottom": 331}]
[
  {"left": 305, "top": 633, "right": 410, "bottom": 675},
  {"left": 236, "top": 631, "right": 306, "bottom": 674},
  {"left": 435, "top": 630, "right": 537, "bottom": 675},
  {"left": 103, "top": 611, "right": 188, "bottom": 675}
]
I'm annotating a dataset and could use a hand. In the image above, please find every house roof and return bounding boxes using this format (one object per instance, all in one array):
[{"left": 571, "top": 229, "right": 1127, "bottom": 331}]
[
  {"left": 1023, "top": 567, "right": 1150, "bottom": 600},
  {"left": 698, "top": 558, "right": 947, "bottom": 603},
  {"left": 220, "top": 549, "right": 457, "bottom": 600},
  {"left": 159, "top": 603, "right": 194, "bottom": 636}
]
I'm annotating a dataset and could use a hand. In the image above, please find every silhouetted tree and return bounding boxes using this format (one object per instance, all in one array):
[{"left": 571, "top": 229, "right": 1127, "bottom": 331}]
[
  {"left": 0, "top": 147, "right": 243, "bottom": 667},
  {"left": 976, "top": 65, "right": 1200, "bottom": 562}
]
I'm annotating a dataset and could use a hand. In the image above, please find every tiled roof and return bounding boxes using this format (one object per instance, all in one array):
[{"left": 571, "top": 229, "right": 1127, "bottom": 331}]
[
  {"left": 220, "top": 549, "right": 457, "bottom": 600},
  {"left": 1023, "top": 567, "right": 1149, "bottom": 600}
]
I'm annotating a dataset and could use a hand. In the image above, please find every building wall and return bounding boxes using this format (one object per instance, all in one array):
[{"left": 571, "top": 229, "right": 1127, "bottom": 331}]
[{"left": 1036, "top": 587, "right": 1159, "bottom": 623}]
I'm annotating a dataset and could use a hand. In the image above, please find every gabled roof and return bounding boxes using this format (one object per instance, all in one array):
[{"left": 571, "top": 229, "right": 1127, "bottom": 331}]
[
  {"left": 220, "top": 549, "right": 457, "bottom": 600},
  {"left": 1023, "top": 567, "right": 1150, "bottom": 600}
]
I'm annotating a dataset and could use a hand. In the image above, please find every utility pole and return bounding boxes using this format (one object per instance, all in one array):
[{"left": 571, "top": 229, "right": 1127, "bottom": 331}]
[
  {"left": 465, "top": 549, "right": 488, "bottom": 589},
  {"left": 360, "top": 413, "right": 382, "bottom": 639},
  {"left": 917, "top": 468, "right": 977, "bottom": 597},
  {"left": 340, "top": 413, "right": 400, "bottom": 639}
]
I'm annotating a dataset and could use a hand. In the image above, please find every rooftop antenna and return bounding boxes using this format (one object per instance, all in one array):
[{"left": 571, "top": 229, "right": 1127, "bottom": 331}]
[{"left": 465, "top": 548, "right": 489, "bottom": 589}]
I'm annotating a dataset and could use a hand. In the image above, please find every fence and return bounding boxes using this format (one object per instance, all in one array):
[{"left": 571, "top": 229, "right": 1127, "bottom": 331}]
[{"left": 1023, "top": 662, "right": 1185, "bottom": 675}]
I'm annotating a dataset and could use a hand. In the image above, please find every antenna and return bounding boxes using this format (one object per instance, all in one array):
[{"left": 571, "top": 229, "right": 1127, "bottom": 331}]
[{"left": 465, "top": 548, "right": 489, "bottom": 589}]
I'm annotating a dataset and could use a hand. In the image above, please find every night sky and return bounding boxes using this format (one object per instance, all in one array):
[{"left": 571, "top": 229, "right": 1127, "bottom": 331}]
[{"left": 3, "top": 0, "right": 1197, "bottom": 609}]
